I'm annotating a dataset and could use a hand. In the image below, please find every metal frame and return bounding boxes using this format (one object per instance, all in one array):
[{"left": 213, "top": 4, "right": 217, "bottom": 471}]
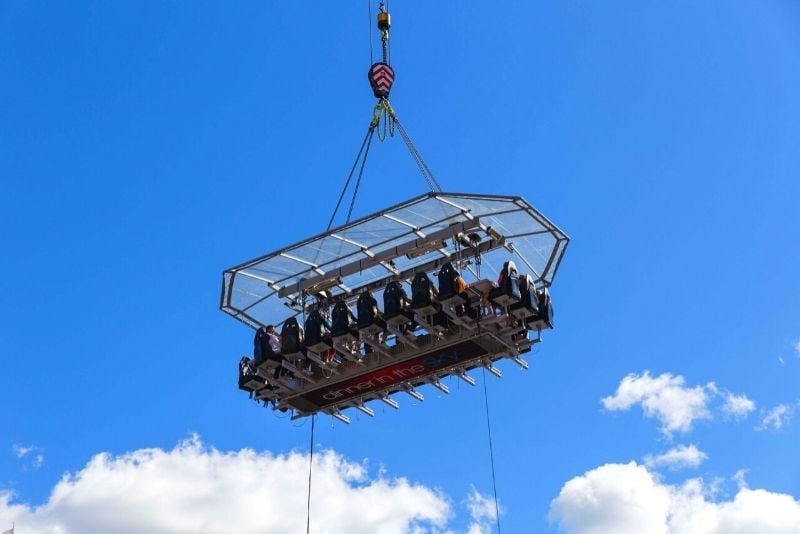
[{"left": 220, "top": 192, "right": 569, "bottom": 330}]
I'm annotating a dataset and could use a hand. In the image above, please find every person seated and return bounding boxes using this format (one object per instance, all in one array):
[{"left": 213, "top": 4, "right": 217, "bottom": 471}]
[
  {"left": 238, "top": 356, "right": 265, "bottom": 392},
  {"left": 239, "top": 356, "right": 255, "bottom": 377},
  {"left": 510, "top": 274, "right": 540, "bottom": 320},
  {"left": 437, "top": 262, "right": 475, "bottom": 318},
  {"left": 490, "top": 260, "right": 521, "bottom": 307},
  {"left": 411, "top": 272, "right": 440, "bottom": 315},
  {"left": 331, "top": 300, "right": 358, "bottom": 340},
  {"left": 253, "top": 325, "right": 283, "bottom": 369},
  {"left": 527, "top": 287, "right": 554, "bottom": 330},
  {"left": 357, "top": 290, "right": 386, "bottom": 333}
]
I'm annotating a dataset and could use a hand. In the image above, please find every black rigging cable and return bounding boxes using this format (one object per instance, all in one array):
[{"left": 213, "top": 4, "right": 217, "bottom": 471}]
[
  {"left": 306, "top": 414, "right": 316, "bottom": 534},
  {"left": 326, "top": 125, "right": 375, "bottom": 231},
  {"left": 482, "top": 368, "right": 502, "bottom": 533},
  {"left": 346, "top": 127, "right": 375, "bottom": 223},
  {"left": 367, "top": 0, "right": 374, "bottom": 65}
]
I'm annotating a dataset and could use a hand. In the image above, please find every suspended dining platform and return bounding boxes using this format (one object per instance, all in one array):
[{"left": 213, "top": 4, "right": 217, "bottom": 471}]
[{"left": 221, "top": 192, "right": 569, "bottom": 422}]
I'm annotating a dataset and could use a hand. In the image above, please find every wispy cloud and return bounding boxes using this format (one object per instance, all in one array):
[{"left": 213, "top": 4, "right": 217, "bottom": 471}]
[
  {"left": 755, "top": 404, "right": 794, "bottom": 431},
  {"left": 11, "top": 444, "right": 44, "bottom": 470},
  {"left": 643, "top": 444, "right": 708, "bottom": 470},
  {"left": 463, "top": 487, "right": 499, "bottom": 534},
  {"left": 721, "top": 392, "right": 756, "bottom": 420}
]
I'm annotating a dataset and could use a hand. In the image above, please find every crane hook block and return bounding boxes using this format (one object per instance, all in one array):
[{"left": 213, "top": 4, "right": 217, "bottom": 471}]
[
  {"left": 377, "top": 11, "right": 391, "bottom": 31},
  {"left": 368, "top": 62, "right": 395, "bottom": 98}
]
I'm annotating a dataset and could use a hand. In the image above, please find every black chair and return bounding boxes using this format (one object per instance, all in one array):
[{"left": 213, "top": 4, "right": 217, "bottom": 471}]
[
  {"left": 331, "top": 301, "right": 359, "bottom": 342},
  {"left": 383, "top": 281, "right": 414, "bottom": 326},
  {"left": 357, "top": 291, "right": 386, "bottom": 334},
  {"left": 490, "top": 260, "right": 521, "bottom": 307},
  {"left": 437, "top": 262, "right": 466, "bottom": 304},
  {"left": 253, "top": 326, "right": 282, "bottom": 371},
  {"left": 510, "top": 274, "right": 539, "bottom": 320},
  {"left": 304, "top": 309, "right": 332, "bottom": 353},
  {"left": 411, "top": 272, "right": 440, "bottom": 316},
  {"left": 280, "top": 318, "right": 306, "bottom": 358},
  {"left": 238, "top": 357, "right": 265, "bottom": 392},
  {"left": 526, "top": 288, "right": 554, "bottom": 330}
]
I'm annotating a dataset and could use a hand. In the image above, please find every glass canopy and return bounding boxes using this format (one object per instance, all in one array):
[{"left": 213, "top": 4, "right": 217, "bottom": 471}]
[{"left": 221, "top": 192, "right": 569, "bottom": 329}]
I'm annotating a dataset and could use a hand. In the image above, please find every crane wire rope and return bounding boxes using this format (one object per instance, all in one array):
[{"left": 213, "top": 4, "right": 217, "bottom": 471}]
[
  {"left": 482, "top": 367, "right": 502, "bottom": 533},
  {"left": 367, "top": 0, "right": 374, "bottom": 65},
  {"left": 306, "top": 413, "right": 316, "bottom": 534},
  {"left": 326, "top": 125, "right": 376, "bottom": 231}
]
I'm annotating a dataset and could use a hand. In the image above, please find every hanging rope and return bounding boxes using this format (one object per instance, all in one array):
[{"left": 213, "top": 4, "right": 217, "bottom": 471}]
[
  {"left": 482, "top": 368, "right": 501, "bottom": 533},
  {"left": 306, "top": 414, "right": 316, "bottom": 534},
  {"left": 326, "top": 125, "right": 375, "bottom": 231},
  {"left": 346, "top": 127, "right": 375, "bottom": 223},
  {"left": 367, "top": 0, "right": 374, "bottom": 65}
]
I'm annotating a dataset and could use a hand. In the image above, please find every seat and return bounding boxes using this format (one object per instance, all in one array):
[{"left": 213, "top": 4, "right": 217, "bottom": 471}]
[
  {"left": 437, "top": 262, "right": 467, "bottom": 305},
  {"left": 411, "top": 272, "right": 441, "bottom": 316},
  {"left": 510, "top": 274, "right": 539, "bottom": 320},
  {"left": 490, "top": 260, "right": 521, "bottom": 307},
  {"left": 280, "top": 318, "right": 306, "bottom": 358},
  {"left": 238, "top": 357, "right": 266, "bottom": 392},
  {"left": 253, "top": 326, "right": 282, "bottom": 371},
  {"left": 304, "top": 309, "right": 332, "bottom": 353},
  {"left": 330, "top": 301, "right": 359, "bottom": 342},
  {"left": 526, "top": 288, "right": 554, "bottom": 330},
  {"left": 357, "top": 291, "right": 386, "bottom": 334},
  {"left": 383, "top": 281, "right": 414, "bottom": 326}
]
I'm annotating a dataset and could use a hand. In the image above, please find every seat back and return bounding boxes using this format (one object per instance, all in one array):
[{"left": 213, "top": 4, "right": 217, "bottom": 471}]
[
  {"left": 383, "top": 281, "right": 409, "bottom": 316},
  {"left": 498, "top": 260, "right": 521, "bottom": 300},
  {"left": 357, "top": 291, "right": 380, "bottom": 328},
  {"left": 537, "top": 288, "right": 554, "bottom": 327},
  {"left": 253, "top": 326, "right": 272, "bottom": 365},
  {"left": 331, "top": 301, "right": 355, "bottom": 336},
  {"left": 411, "top": 272, "right": 436, "bottom": 309},
  {"left": 518, "top": 274, "right": 540, "bottom": 314},
  {"left": 437, "top": 262, "right": 459, "bottom": 300},
  {"left": 304, "top": 309, "right": 328, "bottom": 346},
  {"left": 280, "top": 317, "right": 304, "bottom": 354}
]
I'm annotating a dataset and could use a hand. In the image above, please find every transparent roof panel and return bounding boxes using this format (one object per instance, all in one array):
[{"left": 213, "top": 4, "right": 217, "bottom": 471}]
[{"left": 222, "top": 192, "right": 569, "bottom": 328}]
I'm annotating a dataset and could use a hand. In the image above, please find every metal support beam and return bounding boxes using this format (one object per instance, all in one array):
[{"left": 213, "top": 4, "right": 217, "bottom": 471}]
[
  {"left": 356, "top": 402, "right": 375, "bottom": 417},
  {"left": 380, "top": 395, "right": 400, "bottom": 409}
]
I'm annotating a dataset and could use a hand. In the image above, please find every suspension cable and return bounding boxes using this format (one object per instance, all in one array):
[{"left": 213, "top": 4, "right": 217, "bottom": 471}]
[
  {"left": 482, "top": 368, "right": 501, "bottom": 533},
  {"left": 346, "top": 127, "right": 376, "bottom": 223},
  {"left": 326, "top": 125, "right": 375, "bottom": 231},
  {"left": 367, "top": 0, "right": 374, "bottom": 65},
  {"left": 306, "top": 414, "right": 316, "bottom": 534}
]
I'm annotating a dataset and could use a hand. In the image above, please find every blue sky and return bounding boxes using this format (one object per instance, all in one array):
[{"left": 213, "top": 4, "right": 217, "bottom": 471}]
[{"left": 1, "top": 1, "right": 799, "bottom": 532}]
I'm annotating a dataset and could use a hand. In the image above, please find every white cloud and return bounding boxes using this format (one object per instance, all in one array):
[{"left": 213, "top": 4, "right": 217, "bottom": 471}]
[
  {"left": 0, "top": 436, "right": 486, "bottom": 534},
  {"left": 549, "top": 462, "right": 800, "bottom": 534},
  {"left": 12, "top": 445, "right": 34, "bottom": 459},
  {"left": 795, "top": 340, "right": 800, "bottom": 357},
  {"left": 644, "top": 444, "right": 708, "bottom": 471},
  {"left": 721, "top": 392, "right": 756, "bottom": 420},
  {"left": 12, "top": 444, "right": 44, "bottom": 470},
  {"left": 602, "top": 372, "right": 713, "bottom": 436},
  {"left": 756, "top": 404, "right": 794, "bottom": 431},
  {"left": 463, "top": 487, "right": 498, "bottom": 534}
]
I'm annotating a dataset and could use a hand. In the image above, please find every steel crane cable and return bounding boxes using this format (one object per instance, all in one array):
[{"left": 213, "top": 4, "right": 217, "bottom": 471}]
[
  {"left": 306, "top": 413, "right": 316, "bottom": 534},
  {"left": 326, "top": 125, "right": 376, "bottom": 231},
  {"left": 482, "top": 367, "right": 502, "bottom": 533}
]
